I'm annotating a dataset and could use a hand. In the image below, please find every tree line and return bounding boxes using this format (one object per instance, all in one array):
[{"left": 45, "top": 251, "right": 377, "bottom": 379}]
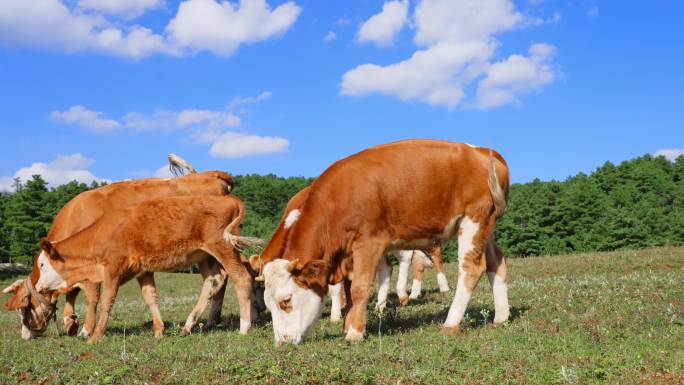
[{"left": 1, "top": 154, "right": 682, "bottom": 265}]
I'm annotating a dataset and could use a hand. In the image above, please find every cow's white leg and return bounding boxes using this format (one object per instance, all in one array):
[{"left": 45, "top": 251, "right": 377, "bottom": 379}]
[
  {"left": 375, "top": 258, "right": 392, "bottom": 313},
  {"left": 395, "top": 250, "right": 413, "bottom": 306},
  {"left": 437, "top": 272, "right": 450, "bottom": 293},
  {"left": 443, "top": 216, "right": 491, "bottom": 334},
  {"left": 329, "top": 283, "right": 343, "bottom": 323},
  {"left": 137, "top": 272, "right": 164, "bottom": 339},
  {"left": 486, "top": 238, "right": 510, "bottom": 324},
  {"left": 409, "top": 279, "right": 422, "bottom": 299},
  {"left": 432, "top": 248, "right": 450, "bottom": 292},
  {"left": 181, "top": 260, "right": 226, "bottom": 336}
]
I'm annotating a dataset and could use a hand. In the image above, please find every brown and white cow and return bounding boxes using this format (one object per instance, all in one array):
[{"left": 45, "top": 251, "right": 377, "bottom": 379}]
[
  {"left": 262, "top": 139, "right": 510, "bottom": 344},
  {"left": 33, "top": 194, "right": 257, "bottom": 343},
  {"left": 3, "top": 170, "right": 235, "bottom": 339}
]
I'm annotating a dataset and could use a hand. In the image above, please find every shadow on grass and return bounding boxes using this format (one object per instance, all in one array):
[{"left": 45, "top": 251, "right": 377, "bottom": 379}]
[{"left": 362, "top": 304, "right": 528, "bottom": 337}]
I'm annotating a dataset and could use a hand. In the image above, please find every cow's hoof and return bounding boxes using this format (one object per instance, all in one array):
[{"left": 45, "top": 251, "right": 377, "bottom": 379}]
[
  {"left": 86, "top": 336, "right": 101, "bottom": 344},
  {"left": 329, "top": 314, "right": 342, "bottom": 323},
  {"left": 442, "top": 325, "right": 461, "bottom": 336},
  {"left": 179, "top": 328, "right": 191, "bottom": 337},
  {"left": 399, "top": 296, "right": 409, "bottom": 306},
  {"left": 154, "top": 330, "right": 164, "bottom": 339},
  {"left": 345, "top": 327, "right": 364, "bottom": 342},
  {"left": 202, "top": 322, "right": 216, "bottom": 333},
  {"left": 65, "top": 318, "right": 79, "bottom": 336}
]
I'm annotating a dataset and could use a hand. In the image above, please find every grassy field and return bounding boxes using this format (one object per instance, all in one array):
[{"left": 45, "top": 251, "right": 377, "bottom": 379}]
[{"left": 1, "top": 247, "right": 682, "bottom": 384}]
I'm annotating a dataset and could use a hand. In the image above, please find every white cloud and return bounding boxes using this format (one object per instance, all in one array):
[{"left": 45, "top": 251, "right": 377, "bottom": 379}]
[
  {"left": 341, "top": 0, "right": 558, "bottom": 109},
  {"left": 123, "top": 109, "right": 241, "bottom": 132},
  {"left": 474, "top": 43, "right": 556, "bottom": 109},
  {"left": 77, "top": 0, "right": 163, "bottom": 19},
  {"left": 587, "top": 6, "right": 599, "bottom": 18},
  {"left": 50, "top": 105, "right": 122, "bottom": 133},
  {"left": 0, "top": 154, "right": 105, "bottom": 191},
  {"left": 654, "top": 149, "right": 684, "bottom": 162},
  {"left": 357, "top": 0, "right": 408, "bottom": 47},
  {"left": 206, "top": 132, "right": 289, "bottom": 158},
  {"left": 342, "top": 41, "right": 494, "bottom": 108},
  {"left": 323, "top": 31, "right": 336, "bottom": 43},
  {"left": 166, "top": 0, "right": 301, "bottom": 57},
  {"left": 0, "top": 0, "right": 300, "bottom": 59}
]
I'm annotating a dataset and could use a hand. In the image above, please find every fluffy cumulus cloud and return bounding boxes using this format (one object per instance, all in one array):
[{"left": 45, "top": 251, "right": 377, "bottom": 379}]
[
  {"left": 475, "top": 43, "right": 556, "bottom": 108},
  {"left": 50, "top": 92, "right": 288, "bottom": 158},
  {"left": 166, "top": 0, "right": 301, "bottom": 57},
  {"left": 50, "top": 105, "right": 122, "bottom": 133},
  {"left": 77, "top": 0, "right": 163, "bottom": 19},
  {"left": 204, "top": 132, "right": 289, "bottom": 158},
  {"left": 342, "top": 0, "right": 558, "bottom": 109},
  {"left": 654, "top": 149, "right": 684, "bottom": 162},
  {"left": 0, "top": 154, "right": 105, "bottom": 191},
  {"left": 0, "top": 0, "right": 300, "bottom": 59},
  {"left": 357, "top": 0, "right": 409, "bottom": 47}
]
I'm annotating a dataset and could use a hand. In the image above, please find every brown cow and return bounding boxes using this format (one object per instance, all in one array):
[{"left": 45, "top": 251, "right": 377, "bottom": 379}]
[
  {"left": 3, "top": 170, "right": 234, "bottom": 339},
  {"left": 262, "top": 139, "right": 510, "bottom": 344},
  {"left": 33, "top": 195, "right": 255, "bottom": 343}
]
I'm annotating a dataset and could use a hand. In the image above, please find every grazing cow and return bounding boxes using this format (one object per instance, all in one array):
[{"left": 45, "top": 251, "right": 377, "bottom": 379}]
[
  {"left": 262, "top": 139, "right": 510, "bottom": 344},
  {"left": 3, "top": 170, "right": 235, "bottom": 339},
  {"left": 32, "top": 195, "right": 257, "bottom": 343}
]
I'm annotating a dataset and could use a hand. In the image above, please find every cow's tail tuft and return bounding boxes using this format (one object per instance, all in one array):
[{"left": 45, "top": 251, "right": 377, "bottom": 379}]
[{"left": 168, "top": 153, "right": 197, "bottom": 177}]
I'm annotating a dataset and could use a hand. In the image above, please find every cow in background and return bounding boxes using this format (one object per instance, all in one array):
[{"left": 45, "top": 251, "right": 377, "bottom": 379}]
[{"left": 3, "top": 155, "right": 236, "bottom": 339}]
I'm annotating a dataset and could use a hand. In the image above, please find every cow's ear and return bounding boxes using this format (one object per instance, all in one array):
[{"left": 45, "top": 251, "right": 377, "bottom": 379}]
[
  {"left": 40, "top": 238, "right": 61, "bottom": 260},
  {"left": 248, "top": 255, "right": 261, "bottom": 273},
  {"left": 2, "top": 279, "right": 24, "bottom": 294},
  {"left": 4, "top": 288, "right": 29, "bottom": 310},
  {"left": 293, "top": 260, "right": 329, "bottom": 296}
]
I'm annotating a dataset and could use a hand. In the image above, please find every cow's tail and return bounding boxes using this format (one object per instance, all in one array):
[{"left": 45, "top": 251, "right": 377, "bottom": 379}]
[
  {"left": 168, "top": 153, "right": 197, "bottom": 176},
  {"left": 223, "top": 198, "right": 265, "bottom": 250},
  {"left": 488, "top": 149, "right": 508, "bottom": 219}
]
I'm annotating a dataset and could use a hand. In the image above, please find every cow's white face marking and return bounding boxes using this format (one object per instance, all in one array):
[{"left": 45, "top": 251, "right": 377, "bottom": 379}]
[
  {"left": 284, "top": 209, "right": 301, "bottom": 229},
  {"left": 35, "top": 251, "right": 67, "bottom": 292},
  {"left": 263, "top": 259, "right": 324, "bottom": 345}
]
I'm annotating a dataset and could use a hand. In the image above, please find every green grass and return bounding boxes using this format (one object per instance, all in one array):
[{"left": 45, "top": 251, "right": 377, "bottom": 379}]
[{"left": 1, "top": 247, "right": 683, "bottom": 384}]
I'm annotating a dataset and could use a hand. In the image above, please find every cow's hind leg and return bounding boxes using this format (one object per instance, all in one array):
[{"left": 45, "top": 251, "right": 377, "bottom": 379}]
[
  {"left": 409, "top": 252, "right": 426, "bottom": 300},
  {"left": 395, "top": 250, "right": 413, "bottom": 306},
  {"left": 80, "top": 282, "right": 100, "bottom": 338},
  {"left": 344, "top": 238, "right": 387, "bottom": 342},
  {"left": 87, "top": 275, "right": 120, "bottom": 344},
  {"left": 443, "top": 215, "right": 495, "bottom": 334},
  {"left": 137, "top": 272, "right": 164, "bottom": 338},
  {"left": 485, "top": 238, "right": 510, "bottom": 324},
  {"left": 433, "top": 246, "right": 450, "bottom": 293},
  {"left": 329, "top": 283, "right": 343, "bottom": 323},
  {"left": 204, "top": 259, "right": 227, "bottom": 332},
  {"left": 207, "top": 243, "right": 254, "bottom": 335},
  {"left": 375, "top": 257, "right": 392, "bottom": 313},
  {"left": 180, "top": 259, "right": 226, "bottom": 336},
  {"left": 63, "top": 287, "right": 80, "bottom": 336}
]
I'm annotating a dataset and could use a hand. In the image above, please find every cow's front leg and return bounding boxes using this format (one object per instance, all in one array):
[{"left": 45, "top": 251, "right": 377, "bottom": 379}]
[
  {"left": 88, "top": 275, "right": 120, "bottom": 344},
  {"left": 63, "top": 287, "right": 80, "bottom": 336},
  {"left": 80, "top": 282, "right": 100, "bottom": 338},
  {"left": 137, "top": 272, "right": 164, "bottom": 339},
  {"left": 344, "top": 239, "right": 386, "bottom": 342}
]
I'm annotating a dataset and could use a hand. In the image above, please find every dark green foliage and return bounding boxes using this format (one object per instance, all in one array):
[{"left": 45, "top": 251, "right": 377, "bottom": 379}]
[
  {"left": 493, "top": 154, "right": 684, "bottom": 257},
  {"left": 0, "top": 154, "right": 682, "bottom": 263}
]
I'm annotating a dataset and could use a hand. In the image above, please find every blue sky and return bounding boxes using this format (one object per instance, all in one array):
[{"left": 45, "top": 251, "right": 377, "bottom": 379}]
[{"left": 0, "top": 0, "right": 682, "bottom": 190}]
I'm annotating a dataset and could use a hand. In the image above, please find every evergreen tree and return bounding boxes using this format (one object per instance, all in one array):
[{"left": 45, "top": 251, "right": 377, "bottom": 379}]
[{"left": 4, "top": 176, "right": 52, "bottom": 264}]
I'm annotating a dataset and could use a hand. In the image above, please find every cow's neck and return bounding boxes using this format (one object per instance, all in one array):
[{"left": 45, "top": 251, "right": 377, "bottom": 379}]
[{"left": 50, "top": 225, "right": 100, "bottom": 283}]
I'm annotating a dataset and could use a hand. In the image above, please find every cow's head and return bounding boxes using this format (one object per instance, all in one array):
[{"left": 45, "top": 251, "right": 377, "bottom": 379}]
[
  {"left": 3, "top": 240, "right": 68, "bottom": 339},
  {"left": 262, "top": 258, "right": 329, "bottom": 345}
]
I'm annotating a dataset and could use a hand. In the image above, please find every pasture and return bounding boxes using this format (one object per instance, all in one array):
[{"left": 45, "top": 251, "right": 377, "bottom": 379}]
[{"left": 1, "top": 247, "right": 682, "bottom": 385}]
